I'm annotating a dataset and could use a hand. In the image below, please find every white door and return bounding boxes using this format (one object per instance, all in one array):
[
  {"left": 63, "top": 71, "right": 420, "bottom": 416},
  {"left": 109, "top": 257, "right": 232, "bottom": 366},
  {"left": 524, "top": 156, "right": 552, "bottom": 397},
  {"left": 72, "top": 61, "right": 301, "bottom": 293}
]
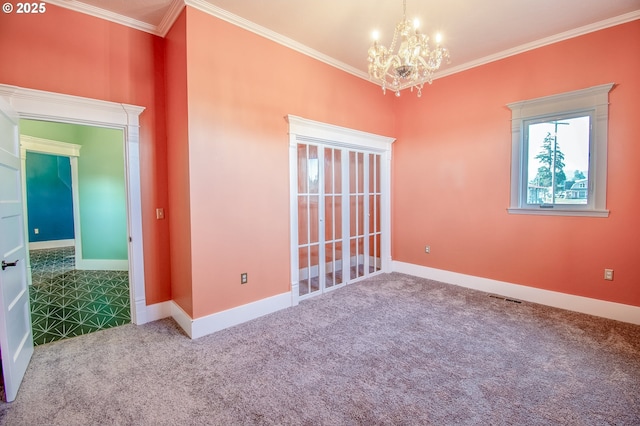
[
  {"left": 0, "top": 96, "right": 34, "bottom": 402},
  {"left": 296, "top": 143, "right": 383, "bottom": 300}
]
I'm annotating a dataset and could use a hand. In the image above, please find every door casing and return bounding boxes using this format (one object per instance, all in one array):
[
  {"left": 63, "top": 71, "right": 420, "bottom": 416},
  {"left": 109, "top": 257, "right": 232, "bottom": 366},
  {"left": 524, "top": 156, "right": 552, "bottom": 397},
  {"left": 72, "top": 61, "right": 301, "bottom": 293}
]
[{"left": 0, "top": 84, "right": 148, "bottom": 325}]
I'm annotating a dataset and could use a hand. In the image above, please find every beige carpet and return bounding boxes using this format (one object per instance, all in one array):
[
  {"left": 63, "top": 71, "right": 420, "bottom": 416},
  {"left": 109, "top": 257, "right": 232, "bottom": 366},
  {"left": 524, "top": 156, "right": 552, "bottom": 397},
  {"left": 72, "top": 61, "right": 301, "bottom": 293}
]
[{"left": 1, "top": 273, "right": 639, "bottom": 425}]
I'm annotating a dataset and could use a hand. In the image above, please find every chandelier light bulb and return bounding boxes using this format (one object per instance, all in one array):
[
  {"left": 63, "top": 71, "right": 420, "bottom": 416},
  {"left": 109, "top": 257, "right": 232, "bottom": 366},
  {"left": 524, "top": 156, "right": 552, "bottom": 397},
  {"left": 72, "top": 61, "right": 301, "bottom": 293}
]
[
  {"left": 435, "top": 32, "right": 442, "bottom": 44},
  {"left": 372, "top": 30, "right": 380, "bottom": 41},
  {"left": 413, "top": 18, "right": 420, "bottom": 29}
]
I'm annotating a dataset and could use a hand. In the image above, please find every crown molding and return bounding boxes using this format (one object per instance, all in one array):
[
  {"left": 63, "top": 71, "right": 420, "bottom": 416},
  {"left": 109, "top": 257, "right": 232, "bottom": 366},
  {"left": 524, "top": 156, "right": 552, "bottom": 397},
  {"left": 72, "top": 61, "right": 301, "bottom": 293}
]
[
  {"left": 183, "top": 0, "right": 368, "bottom": 81},
  {"left": 433, "top": 9, "right": 640, "bottom": 81},
  {"left": 44, "top": 1, "right": 639, "bottom": 84},
  {"left": 45, "top": 0, "right": 159, "bottom": 35},
  {"left": 158, "top": 0, "right": 186, "bottom": 37}
]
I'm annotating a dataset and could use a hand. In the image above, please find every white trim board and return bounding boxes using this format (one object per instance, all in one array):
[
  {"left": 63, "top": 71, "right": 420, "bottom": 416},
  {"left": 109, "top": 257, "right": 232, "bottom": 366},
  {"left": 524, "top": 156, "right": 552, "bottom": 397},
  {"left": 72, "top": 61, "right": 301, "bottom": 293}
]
[
  {"left": 170, "top": 292, "right": 292, "bottom": 339},
  {"left": 29, "top": 239, "right": 74, "bottom": 250},
  {"left": 145, "top": 301, "right": 173, "bottom": 323},
  {"left": 75, "top": 259, "right": 129, "bottom": 272},
  {"left": 393, "top": 261, "right": 640, "bottom": 326}
]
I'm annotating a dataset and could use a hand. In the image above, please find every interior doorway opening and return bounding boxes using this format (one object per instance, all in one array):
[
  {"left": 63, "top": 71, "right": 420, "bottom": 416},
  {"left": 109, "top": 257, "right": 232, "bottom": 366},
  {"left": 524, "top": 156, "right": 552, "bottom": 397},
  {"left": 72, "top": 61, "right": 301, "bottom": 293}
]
[
  {"left": 21, "top": 122, "right": 131, "bottom": 345},
  {"left": 0, "top": 84, "right": 148, "bottom": 325}
]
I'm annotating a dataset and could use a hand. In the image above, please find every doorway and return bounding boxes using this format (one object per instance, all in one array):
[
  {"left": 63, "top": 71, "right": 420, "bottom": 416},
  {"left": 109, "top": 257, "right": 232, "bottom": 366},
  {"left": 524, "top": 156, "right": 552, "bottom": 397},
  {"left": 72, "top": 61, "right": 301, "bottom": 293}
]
[
  {"left": 0, "top": 84, "right": 148, "bottom": 325},
  {"left": 288, "top": 115, "right": 394, "bottom": 305},
  {"left": 21, "top": 122, "right": 131, "bottom": 345}
]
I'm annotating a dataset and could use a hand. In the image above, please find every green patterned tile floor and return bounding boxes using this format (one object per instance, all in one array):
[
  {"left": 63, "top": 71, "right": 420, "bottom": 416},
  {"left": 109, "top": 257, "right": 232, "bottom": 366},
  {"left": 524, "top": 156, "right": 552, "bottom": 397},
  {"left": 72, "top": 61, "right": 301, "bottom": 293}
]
[{"left": 29, "top": 248, "right": 130, "bottom": 346}]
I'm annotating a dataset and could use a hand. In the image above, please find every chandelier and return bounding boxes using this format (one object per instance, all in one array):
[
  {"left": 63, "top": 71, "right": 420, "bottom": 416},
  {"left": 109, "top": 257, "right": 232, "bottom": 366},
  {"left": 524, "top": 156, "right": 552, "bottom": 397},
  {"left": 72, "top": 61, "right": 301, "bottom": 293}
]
[{"left": 367, "top": 0, "right": 450, "bottom": 97}]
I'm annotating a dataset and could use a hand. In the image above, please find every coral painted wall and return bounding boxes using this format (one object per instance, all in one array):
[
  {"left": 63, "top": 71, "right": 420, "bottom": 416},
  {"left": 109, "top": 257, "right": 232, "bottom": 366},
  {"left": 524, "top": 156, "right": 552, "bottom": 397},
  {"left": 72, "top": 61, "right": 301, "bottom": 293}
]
[
  {"left": 164, "top": 9, "right": 193, "bottom": 316},
  {"left": 180, "top": 7, "right": 395, "bottom": 318},
  {"left": 0, "top": 4, "right": 171, "bottom": 304},
  {"left": 393, "top": 20, "right": 640, "bottom": 307}
]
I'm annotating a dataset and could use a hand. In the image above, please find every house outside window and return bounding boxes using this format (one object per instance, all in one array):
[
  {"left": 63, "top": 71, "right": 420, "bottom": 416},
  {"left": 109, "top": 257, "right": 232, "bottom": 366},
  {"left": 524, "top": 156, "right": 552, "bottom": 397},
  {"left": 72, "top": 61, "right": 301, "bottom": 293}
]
[{"left": 507, "top": 84, "right": 613, "bottom": 217}]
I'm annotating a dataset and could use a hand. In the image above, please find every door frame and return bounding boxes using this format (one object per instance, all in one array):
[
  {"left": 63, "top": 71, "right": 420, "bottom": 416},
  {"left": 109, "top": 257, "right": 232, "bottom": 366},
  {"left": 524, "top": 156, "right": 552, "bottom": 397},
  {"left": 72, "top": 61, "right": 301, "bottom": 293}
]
[
  {"left": 19, "top": 136, "right": 82, "bottom": 285},
  {"left": 287, "top": 115, "right": 395, "bottom": 306},
  {"left": 0, "top": 84, "right": 149, "bottom": 325}
]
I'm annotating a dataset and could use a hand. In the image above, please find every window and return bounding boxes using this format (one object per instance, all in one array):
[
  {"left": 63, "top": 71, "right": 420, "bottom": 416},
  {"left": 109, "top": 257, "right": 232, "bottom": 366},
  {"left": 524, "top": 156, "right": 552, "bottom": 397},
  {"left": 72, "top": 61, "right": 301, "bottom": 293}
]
[{"left": 507, "top": 83, "right": 613, "bottom": 217}]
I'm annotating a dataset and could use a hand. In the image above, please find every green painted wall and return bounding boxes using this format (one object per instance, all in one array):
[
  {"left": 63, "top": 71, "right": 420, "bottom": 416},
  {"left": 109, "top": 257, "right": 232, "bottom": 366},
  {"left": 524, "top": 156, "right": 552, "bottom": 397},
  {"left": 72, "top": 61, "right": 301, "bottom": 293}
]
[{"left": 20, "top": 119, "right": 128, "bottom": 260}]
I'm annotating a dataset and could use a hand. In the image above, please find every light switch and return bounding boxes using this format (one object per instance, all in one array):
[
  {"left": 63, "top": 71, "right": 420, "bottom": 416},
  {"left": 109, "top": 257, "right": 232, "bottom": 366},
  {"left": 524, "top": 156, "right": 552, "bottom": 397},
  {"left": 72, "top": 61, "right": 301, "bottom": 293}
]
[{"left": 156, "top": 208, "right": 165, "bottom": 220}]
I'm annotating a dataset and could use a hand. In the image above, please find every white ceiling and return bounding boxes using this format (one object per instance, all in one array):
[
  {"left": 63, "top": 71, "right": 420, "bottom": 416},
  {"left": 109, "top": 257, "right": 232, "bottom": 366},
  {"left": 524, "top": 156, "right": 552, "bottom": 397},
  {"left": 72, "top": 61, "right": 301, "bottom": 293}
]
[{"left": 48, "top": 0, "right": 640, "bottom": 80}]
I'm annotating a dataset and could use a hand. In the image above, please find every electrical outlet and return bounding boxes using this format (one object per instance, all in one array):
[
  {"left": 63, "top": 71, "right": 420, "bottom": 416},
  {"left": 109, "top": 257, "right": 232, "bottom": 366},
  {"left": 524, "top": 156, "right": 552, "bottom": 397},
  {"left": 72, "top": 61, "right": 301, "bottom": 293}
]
[
  {"left": 241, "top": 273, "right": 248, "bottom": 284},
  {"left": 425, "top": 245, "right": 430, "bottom": 254},
  {"left": 604, "top": 269, "right": 614, "bottom": 281}
]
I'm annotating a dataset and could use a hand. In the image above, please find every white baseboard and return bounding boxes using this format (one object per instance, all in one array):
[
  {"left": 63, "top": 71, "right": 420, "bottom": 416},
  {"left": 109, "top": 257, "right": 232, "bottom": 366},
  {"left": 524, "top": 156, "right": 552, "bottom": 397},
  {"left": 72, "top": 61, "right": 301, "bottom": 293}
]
[
  {"left": 393, "top": 261, "right": 640, "bottom": 326},
  {"left": 29, "top": 239, "right": 74, "bottom": 250},
  {"left": 76, "top": 259, "right": 129, "bottom": 271},
  {"left": 169, "top": 292, "right": 292, "bottom": 339},
  {"left": 144, "top": 301, "right": 173, "bottom": 323}
]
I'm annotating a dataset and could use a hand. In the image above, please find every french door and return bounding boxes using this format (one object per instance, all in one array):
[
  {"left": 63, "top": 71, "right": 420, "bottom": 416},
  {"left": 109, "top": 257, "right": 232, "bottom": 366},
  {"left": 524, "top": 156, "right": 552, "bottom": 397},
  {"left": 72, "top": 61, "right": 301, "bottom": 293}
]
[{"left": 288, "top": 116, "right": 393, "bottom": 304}]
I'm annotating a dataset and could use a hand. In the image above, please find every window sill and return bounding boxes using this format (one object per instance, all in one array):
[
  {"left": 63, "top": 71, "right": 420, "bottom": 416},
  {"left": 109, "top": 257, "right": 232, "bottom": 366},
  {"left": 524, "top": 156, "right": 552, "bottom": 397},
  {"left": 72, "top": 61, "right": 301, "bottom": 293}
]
[{"left": 507, "top": 208, "right": 609, "bottom": 218}]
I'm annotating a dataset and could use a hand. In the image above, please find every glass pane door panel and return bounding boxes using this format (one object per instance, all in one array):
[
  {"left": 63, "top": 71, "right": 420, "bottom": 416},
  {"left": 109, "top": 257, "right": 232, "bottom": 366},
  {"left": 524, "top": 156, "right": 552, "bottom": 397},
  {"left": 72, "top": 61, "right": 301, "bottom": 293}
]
[
  {"left": 324, "top": 196, "right": 334, "bottom": 241},
  {"left": 357, "top": 195, "right": 364, "bottom": 236},
  {"left": 334, "top": 197, "right": 342, "bottom": 240},
  {"left": 350, "top": 237, "right": 365, "bottom": 280},
  {"left": 334, "top": 241, "right": 343, "bottom": 285},
  {"left": 369, "top": 234, "right": 381, "bottom": 273},
  {"left": 334, "top": 150, "right": 342, "bottom": 193},
  {"left": 375, "top": 195, "right": 381, "bottom": 231},
  {"left": 324, "top": 149, "right": 334, "bottom": 194},
  {"left": 308, "top": 145, "right": 319, "bottom": 194},
  {"left": 309, "top": 244, "right": 320, "bottom": 293},
  {"left": 297, "top": 144, "right": 308, "bottom": 193},
  {"left": 309, "top": 195, "right": 319, "bottom": 244},
  {"left": 325, "top": 242, "right": 336, "bottom": 289},
  {"left": 349, "top": 195, "right": 357, "bottom": 237},
  {"left": 298, "top": 246, "right": 309, "bottom": 296},
  {"left": 349, "top": 151, "right": 356, "bottom": 192},
  {"left": 357, "top": 152, "right": 364, "bottom": 193},
  {"left": 298, "top": 196, "right": 308, "bottom": 245},
  {"left": 368, "top": 195, "right": 375, "bottom": 231}
]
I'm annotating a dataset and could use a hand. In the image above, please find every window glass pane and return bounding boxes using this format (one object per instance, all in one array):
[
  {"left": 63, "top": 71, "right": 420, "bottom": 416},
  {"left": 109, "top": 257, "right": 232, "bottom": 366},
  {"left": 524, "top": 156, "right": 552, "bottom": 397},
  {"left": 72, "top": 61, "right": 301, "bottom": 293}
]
[{"left": 526, "top": 115, "right": 590, "bottom": 205}]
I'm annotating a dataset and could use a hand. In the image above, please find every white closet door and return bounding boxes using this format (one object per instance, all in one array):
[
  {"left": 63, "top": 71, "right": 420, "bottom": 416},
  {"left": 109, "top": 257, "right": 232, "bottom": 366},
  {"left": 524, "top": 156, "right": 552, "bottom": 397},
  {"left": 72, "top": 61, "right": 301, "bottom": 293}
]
[
  {"left": 288, "top": 115, "right": 394, "bottom": 305},
  {"left": 296, "top": 143, "right": 382, "bottom": 301}
]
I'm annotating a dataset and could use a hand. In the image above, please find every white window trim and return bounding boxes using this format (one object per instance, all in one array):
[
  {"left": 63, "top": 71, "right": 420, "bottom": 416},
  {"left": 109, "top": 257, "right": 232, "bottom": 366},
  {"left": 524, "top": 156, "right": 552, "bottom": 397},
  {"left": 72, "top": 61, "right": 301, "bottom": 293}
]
[{"left": 507, "top": 83, "right": 614, "bottom": 217}]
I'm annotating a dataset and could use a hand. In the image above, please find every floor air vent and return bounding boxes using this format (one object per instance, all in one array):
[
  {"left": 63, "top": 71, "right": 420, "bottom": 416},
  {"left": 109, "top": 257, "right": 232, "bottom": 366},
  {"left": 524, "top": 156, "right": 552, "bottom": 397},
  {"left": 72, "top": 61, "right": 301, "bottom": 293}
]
[{"left": 489, "top": 294, "right": 522, "bottom": 304}]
